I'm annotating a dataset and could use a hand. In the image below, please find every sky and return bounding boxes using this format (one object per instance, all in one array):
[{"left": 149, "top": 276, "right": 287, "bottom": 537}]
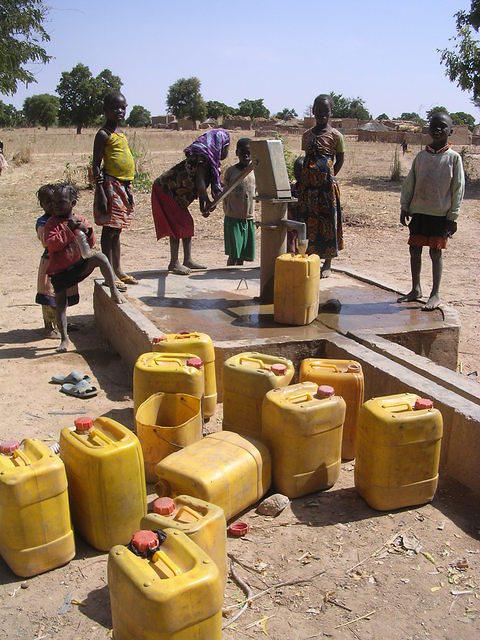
[{"left": 1, "top": 0, "right": 477, "bottom": 120}]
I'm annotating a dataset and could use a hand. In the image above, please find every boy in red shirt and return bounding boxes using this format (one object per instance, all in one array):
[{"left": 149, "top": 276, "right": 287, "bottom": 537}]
[{"left": 44, "top": 183, "right": 124, "bottom": 352}]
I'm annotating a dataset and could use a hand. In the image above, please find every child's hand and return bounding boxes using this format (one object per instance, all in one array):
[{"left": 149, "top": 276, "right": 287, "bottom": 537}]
[
  {"left": 400, "top": 210, "right": 410, "bottom": 226},
  {"left": 446, "top": 220, "right": 457, "bottom": 237},
  {"left": 67, "top": 218, "right": 88, "bottom": 233}
]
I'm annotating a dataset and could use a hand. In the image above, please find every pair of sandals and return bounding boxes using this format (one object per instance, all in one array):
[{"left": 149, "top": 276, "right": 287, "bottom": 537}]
[
  {"left": 51, "top": 370, "right": 97, "bottom": 399},
  {"left": 115, "top": 274, "right": 138, "bottom": 292}
]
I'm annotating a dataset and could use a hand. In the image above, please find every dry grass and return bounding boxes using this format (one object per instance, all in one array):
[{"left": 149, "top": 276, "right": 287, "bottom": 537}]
[{"left": 11, "top": 144, "right": 32, "bottom": 166}]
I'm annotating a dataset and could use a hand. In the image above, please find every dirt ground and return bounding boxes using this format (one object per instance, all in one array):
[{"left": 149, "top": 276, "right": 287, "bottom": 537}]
[{"left": 0, "top": 129, "right": 478, "bottom": 639}]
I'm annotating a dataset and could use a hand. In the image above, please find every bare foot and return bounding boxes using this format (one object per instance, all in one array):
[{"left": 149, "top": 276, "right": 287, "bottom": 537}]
[
  {"left": 320, "top": 267, "right": 332, "bottom": 279},
  {"left": 45, "top": 329, "right": 60, "bottom": 339},
  {"left": 183, "top": 260, "right": 206, "bottom": 270},
  {"left": 112, "top": 289, "right": 125, "bottom": 304},
  {"left": 57, "top": 338, "right": 70, "bottom": 353},
  {"left": 423, "top": 293, "right": 440, "bottom": 311},
  {"left": 397, "top": 288, "right": 422, "bottom": 303},
  {"left": 168, "top": 261, "right": 190, "bottom": 275}
]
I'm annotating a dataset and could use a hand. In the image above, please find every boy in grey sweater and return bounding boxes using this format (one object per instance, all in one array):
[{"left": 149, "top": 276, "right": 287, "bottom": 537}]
[{"left": 398, "top": 112, "right": 464, "bottom": 310}]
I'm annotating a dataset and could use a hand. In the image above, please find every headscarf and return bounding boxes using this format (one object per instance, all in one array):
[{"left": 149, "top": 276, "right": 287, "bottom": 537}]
[{"left": 184, "top": 129, "right": 230, "bottom": 199}]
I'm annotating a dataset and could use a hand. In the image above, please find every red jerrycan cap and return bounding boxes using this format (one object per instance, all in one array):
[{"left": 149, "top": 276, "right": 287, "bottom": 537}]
[
  {"left": 228, "top": 522, "right": 250, "bottom": 537},
  {"left": 271, "top": 363, "right": 287, "bottom": 376},
  {"left": 347, "top": 363, "right": 361, "bottom": 373},
  {"left": 316, "top": 385, "right": 335, "bottom": 399},
  {"left": 153, "top": 497, "right": 175, "bottom": 516},
  {"left": 74, "top": 417, "right": 94, "bottom": 432},
  {"left": 187, "top": 357, "right": 203, "bottom": 369},
  {"left": 0, "top": 440, "right": 20, "bottom": 454},
  {"left": 415, "top": 398, "right": 433, "bottom": 411},
  {"left": 152, "top": 336, "right": 167, "bottom": 344},
  {"left": 131, "top": 530, "right": 159, "bottom": 554}
]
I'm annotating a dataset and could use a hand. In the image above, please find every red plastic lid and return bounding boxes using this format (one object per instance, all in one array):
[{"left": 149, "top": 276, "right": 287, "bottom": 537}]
[
  {"left": 0, "top": 440, "right": 20, "bottom": 454},
  {"left": 316, "top": 385, "right": 335, "bottom": 399},
  {"left": 347, "top": 363, "right": 361, "bottom": 373},
  {"left": 271, "top": 363, "right": 287, "bottom": 376},
  {"left": 131, "top": 530, "right": 159, "bottom": 553},
  {"left": 74, "top": 417, "right": 93, "bottom": 432},
  {"left": 187, "top": 357, "right": 203, "bottom": 369},
  {"left": 228, "top": 522, "right": 250, "bottom": 538},
  {"left": 415, "top": 398, "right": 433, "bottom": 411},
  {"left": 153, "top": 497, "right": 175, "bottom": 516},
  {"left": 152, "top": 336, "right": 167, "bottom": 343}
]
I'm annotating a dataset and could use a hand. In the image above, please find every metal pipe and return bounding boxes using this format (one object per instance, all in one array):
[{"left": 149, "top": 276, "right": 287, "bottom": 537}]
[{"left": 256, "top": 218, "right": 308, "bottom": 255}]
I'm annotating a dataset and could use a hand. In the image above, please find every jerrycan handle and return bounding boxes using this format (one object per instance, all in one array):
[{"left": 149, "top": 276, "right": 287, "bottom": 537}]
[
  {"left": 151, "top": 549, "right": 183, "bottom": 577},
  {"left": 11, "top": 448, "right": 30, "bottom": 467},
  {"left": 239, "top": 356, "right": 266, "bottom": 368},
  {"left": 287, "top": 392, "right": 314, "bottom": 405},
  {"left": 310, "top": 362, "right": 339, "bottom": 373},
  {"left": 153, "top": 355, "right": 183, "bottom": 367},
  {"left": 175, "top": 332, "right": 199, "bottom": 340},
  {"left": 381, "top": 399, "right": 413, "bottom": 413}
]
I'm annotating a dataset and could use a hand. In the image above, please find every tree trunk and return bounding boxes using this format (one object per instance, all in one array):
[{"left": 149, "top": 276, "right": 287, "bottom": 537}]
[{"left": 76, "top": 124, "right": 82, "bottom": 134}]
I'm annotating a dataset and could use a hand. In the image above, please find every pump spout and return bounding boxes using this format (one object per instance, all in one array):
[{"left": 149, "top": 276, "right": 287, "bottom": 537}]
[{"left": 280, "top": 219, "right": 308, "bottom": 254}]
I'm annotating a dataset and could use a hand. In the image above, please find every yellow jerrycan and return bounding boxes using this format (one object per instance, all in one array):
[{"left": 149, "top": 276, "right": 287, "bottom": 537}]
[
  {"left": 274, "top": 253, "right": 321, "bottom": 325},
  {"left": 155, "top": 431, "right": 271, "bottom": 521},
  {"left": 108, "top": 528, "right": 223, "bottom": 640},
  {"left": 262, "top": 382, "right": 346, "bottom": 497},
  {"left": 223, "top": 352, "right": 294, "bottom": 439},
  {"left": 60, "top": 416, "right": 147, "bottom": 551},
  {"left": 141, "top": 495, "right": 227, "bottom": 586},
  {"left": 355, "top": 394, "right": 443, "bottom": 511},
  {"left": 152, "top": 332, "right": 217, "bottom": 418},
  {"left": 133, "top": 352, "right": 204, "bottom": 415},
  {"left": 135, "top": 392, "right": 202, "bottom": 483},
  {"left": 299, "top": 359, "right": 364, "bottom": 460},
  {"left": 0, "top": 439, "right": 75, "bottom": 577}
]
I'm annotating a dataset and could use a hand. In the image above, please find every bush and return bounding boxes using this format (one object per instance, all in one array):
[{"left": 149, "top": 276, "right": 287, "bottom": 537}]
[
  {"left": 12, "top": 145, "right": 32, "bottom": 166},
  {"left": 129, "top": 132, "right": 152, "bottom": 193},
  {"left": 390, "top": 146, "right": 402, "bottom": 182}
]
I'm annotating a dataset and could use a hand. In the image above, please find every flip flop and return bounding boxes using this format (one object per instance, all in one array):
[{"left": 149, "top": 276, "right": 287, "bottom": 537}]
[
  {"left": 120, "top": 275, "right": 138, "bottom": 285},
  {"left": 60, "top": 379, "right": 97, "bottom": 399},
  {"left": 51, "top": 370, "right": 91, "bottom": 385},
  {"left": 115, "top": 280, "right": 128, "bottom": 292}
]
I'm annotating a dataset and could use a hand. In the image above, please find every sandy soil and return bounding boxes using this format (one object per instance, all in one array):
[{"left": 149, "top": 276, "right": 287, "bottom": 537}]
[{"left": 0, "top": 129, "right": 478, "bottom": 639}]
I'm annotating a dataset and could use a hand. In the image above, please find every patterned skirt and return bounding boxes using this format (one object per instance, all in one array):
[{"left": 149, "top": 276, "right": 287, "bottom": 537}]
[
  {"left": 94, "top": 175, "right": 134, "bottom": 229},
  {"left": 297, "top": 154, "right": 343, "bottom": 258}
]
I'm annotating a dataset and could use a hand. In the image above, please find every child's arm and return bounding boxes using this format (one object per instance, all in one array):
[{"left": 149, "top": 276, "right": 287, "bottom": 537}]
[
  {"left": 196, "top": 161, "right": 213, "bottom": 216},
  {"left": 448, "top": 154, "right": 465, "bottom": 224},
  {"left": 334, "top": 134, "right": 345, "bottom": 175},
  {"left": 400, "top": 157, "right": 417, "bottom": 225},
  {"left": 92, "top": 129, "right": 109, "bottom": 212},
  {"left": 222, "top": 167, "right": 233, "bottom": 214}
]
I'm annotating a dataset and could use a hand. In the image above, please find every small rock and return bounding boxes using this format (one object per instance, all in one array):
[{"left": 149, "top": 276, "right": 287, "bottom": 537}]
[
  {"left": 20, "top": 582, "right": 28, "bottom": 589},
  {"left": 256, "top": 493, "right": 290, "bottom": 517}
]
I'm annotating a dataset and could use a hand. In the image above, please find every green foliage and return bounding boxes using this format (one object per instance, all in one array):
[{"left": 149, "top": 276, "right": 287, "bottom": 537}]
[
  {"left": 439, "top": 2, "right": 480, "bottom": 100},
  {"left": 128, "top": 132, "right": 152, "bottom": 193},
  {"left": 399, "top": 112, "right": 425, "bottom": 125},
  {"left": 377, "top": 113, "right": 390, "bottom": 120},
  {"left": 126, "top": 105, "right": 151, "bottom": 127},
  {"left": 166, "top": 77, "right": 206, "bottom": 122},
  {"left": 237, "top": 98, "right": 270, "bottom": 119},
  {"left": 23, "top": 93, "right": 59, "bottom": 128},
  {"left": 275, "top": 108, "right": 298, "bottom": 121},
  {"left": 272, "top": 133, "right": 295, "bottom": 181},
  {"left": 0, "top": 99, "right": 22, "bottom": 126},
  {"left": 56, "top": 63, "right": 122, "bottom": 134},
  {"left": 426, "top": 105, "right": 449, "bottom": 120},
  {"left": 329, "top": 93, "right": 371, "bottom": 120},
  {"left": 390, "top": 146, "right": 402, "bottom": 182},
  {"left": 451, "top": 111, "right": 476, "bottom": 129},
  {"left": 0, "top": 0, "right": 51, "bottom": 95},
  {"left": 205, "top": 101, "right": 237, "bottom": 119}
]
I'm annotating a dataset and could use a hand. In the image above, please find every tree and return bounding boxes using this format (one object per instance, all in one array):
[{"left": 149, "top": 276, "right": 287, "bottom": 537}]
[
  {"left": 451, "top": 111, "right": 476, "bottom": 129},
  {"left": 377, "top": 113, "right": 390, "bottom": 120},
  {"left": 426, "top": 105, "right": 449, "bottom": 120},
  {"left": 440, "top": 2, "right": 480, "bottom": 101},
  {"left": 399, "top": 112, "right": 425, "bottom": 124},
  {"left": 304, "top": 105, "right": 313, "bottom": 117},
  {"left": 329, "top": 93, "right": 371, "bottom": 120},
  {"left": 23, "top": 93, "right": 59, "bottom": 129},
  {"left": 166, "top": 77, "right": 206, "bottom": 122},
  {"left": 237, "top": 98, "right": 270, "bottom": 119},
  {"left": 275, "top": 108, "right": 298, "bottom": 121},
  {"left": 0, "top": 0, "right": 51, "bottom": 95},
  {"left": 126, "top": 105, "right": 151, "bottom": 127},
  {"left": 205, "top": 100, "right": 236, "bottom": 119},
  {"left": 56, "top": 63, "right": 122, "bottom": 134},
  {"left": 0, "top": 100, "right": 21, "bottom": 127}
]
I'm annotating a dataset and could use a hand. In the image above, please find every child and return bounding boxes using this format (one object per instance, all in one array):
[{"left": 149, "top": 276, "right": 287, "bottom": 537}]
[
  {"left": 44, "top": 183, "right": 124, "bottom": 352},
  {"left": 0, "top": 140, "right": 7, "bottom": 175},
  {"left": 298, "top": 94, "right": 345, "bottom": 278},
  {"left": 398, "top": 111, "right": 464, "bottom": 311},
  {"left": 35, "top": 184, "right": 80, "bottom": 338},
  {"left": 93, "top": 91, "right": 136, "bottom": 292},
  {"left": 223, "top": 138, "right": 256, "bottom": 266},
  {"left": 287, "top": 155, "right": 305, "bottom": 253}
]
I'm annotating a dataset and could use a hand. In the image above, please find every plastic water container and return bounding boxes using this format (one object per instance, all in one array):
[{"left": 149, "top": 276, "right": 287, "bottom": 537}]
[
  {"left": 355, "top": 394, "right": 443, "bottom": 511},
  {"left": 152, "top": 332, "right": 217, "bottom": 418},
  {"left": 141, "top": 495, "right": 227, "bottom": 586},
  {"left": 299, "top": 359, "right": 364, "bottom": 460},
  {"left": 274, "top": 253, "right": 320, "bottom": 325},
  {"left": 262, "top": 382, "right": 346, "bottom": 497},
  {"left": 60, "top": 416, "right": 147, "bottom": 551},
  {"left": 223, "top": 352, "right": 294, "bottom": 439},
  {"left": 108, "top": 528, "right": 223, "bottom": 640},
  {"left": 155, "top": 431, "right": 271, "bottom": 521},
  {"left": 0, "top": 439, "right": 75, "bottom": 577},
  {"left": 133, "top": 352, "right": 204, "bottom": 415},
  {"left": 135, "top": 392, "right": 202, "bottom": 483}
]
